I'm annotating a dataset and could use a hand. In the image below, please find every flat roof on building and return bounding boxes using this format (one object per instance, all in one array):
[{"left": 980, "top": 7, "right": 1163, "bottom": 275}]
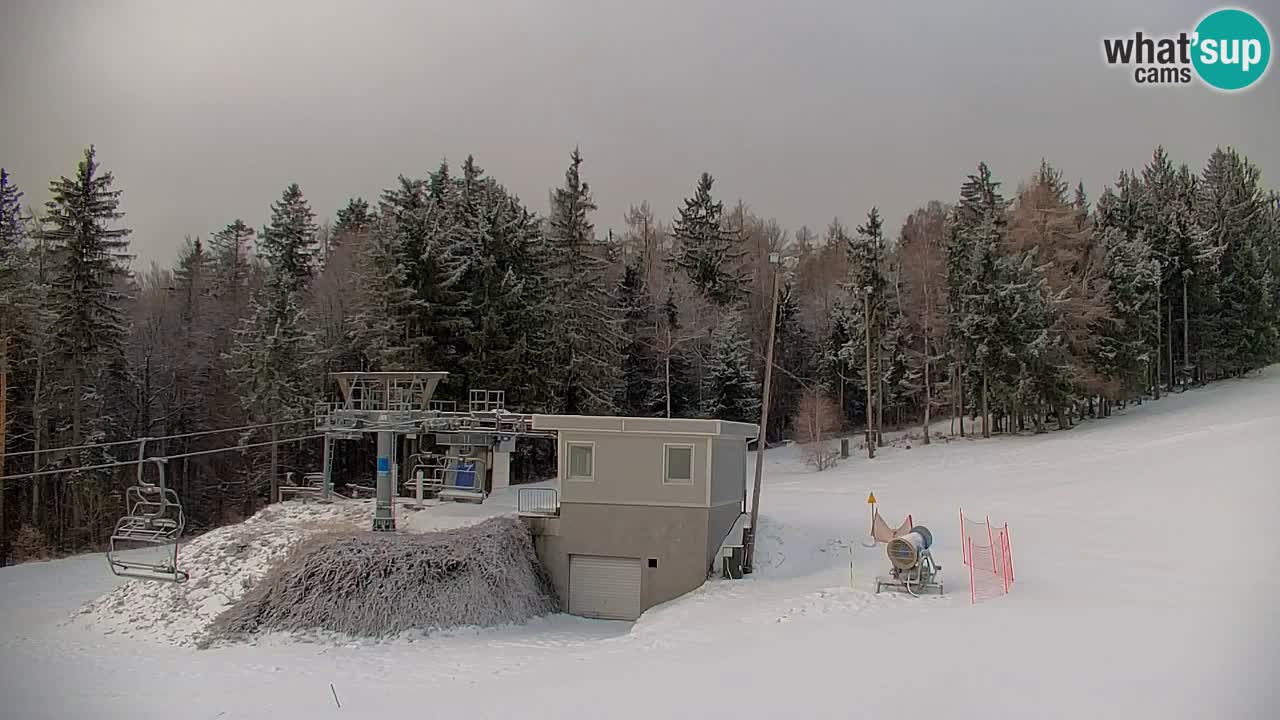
[
  {"left": 531, "top": 415, "right": 758, "bottom": 438},
  {"left": 328, "top": 371, "right": 449, "bottom": 379}
]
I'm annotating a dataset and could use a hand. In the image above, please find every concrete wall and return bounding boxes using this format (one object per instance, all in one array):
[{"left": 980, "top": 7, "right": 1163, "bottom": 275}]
[
  {"left": 529, "top": 503, "right": 711, "bottom": 614},
  {"left": 706, "top": 437, "right": 748, "bottom": 568},
  {"left": 705, "top": 502, "right": 744, "bottom": 569},
  {"left": 558, "top": 432, "right": 710, "bottom": 507},
  {"left": 710, "top": 437, "right": 747, "bottom": 507}
]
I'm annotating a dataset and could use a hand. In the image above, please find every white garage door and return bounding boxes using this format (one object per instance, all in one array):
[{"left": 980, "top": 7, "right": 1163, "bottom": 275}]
[{"left": 569, "top": 555, "right": 642, "bottom": 620}]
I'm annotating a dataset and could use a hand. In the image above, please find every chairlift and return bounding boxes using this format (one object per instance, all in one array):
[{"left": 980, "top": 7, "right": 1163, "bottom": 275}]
[
  {"left": 107, "top": 452, "right": 189, "bottom": 584},
  {"left": 402, "top": 452, "right": 444, "bottom": 506},
  {"left": 436, "top": 455, "right": 487, "bottom": 503}
]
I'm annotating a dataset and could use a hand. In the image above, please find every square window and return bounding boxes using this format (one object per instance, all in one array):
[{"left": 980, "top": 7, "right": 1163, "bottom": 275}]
[
  {"left": 664, "top": 445, "right": 693, "bottom": 484},
  {"left": 567, "top": 443, "right": 594, "bottom": 480},
  {"left": 648, "top": 558, "right": 658, "bottom": 568}
]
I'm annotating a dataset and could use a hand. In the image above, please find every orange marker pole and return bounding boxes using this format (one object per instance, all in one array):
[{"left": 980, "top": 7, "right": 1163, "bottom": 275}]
[
  {"left": 866, "top": 491, "right": 877, "bottom": 539},
  {"left": 968, "top": 537, "right": 976, "bottom": 605},
  {"left": 986, "top": 515, "right": 997, "bottom": 574}
]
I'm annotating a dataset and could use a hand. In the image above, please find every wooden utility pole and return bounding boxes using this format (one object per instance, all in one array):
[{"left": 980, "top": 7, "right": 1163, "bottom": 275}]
[
  {"left": 1181, "top": 270, "right": 1191, "bottom": 388},
  {"left": 876, "top": 346, "right": 884, "bottom": 448},
  {"left": 1167, "top": 304, "right": 1174, "bottom": 395},
  {"left": 981, "top": 374, "right": 990, "bottom": 438},
  {"left": 1154, "top": 264, "right": 1161, "bottom": 400},
  {"left": 863, "top": 286, "right": 875, "bottom": 459},
  {"left": 745, "top": 253, "right": 781, "bottom": 574},
  {"left": 922, "top": 305, "right": 932, "bottom": 444},
  {"left": 269, "top": 423, "right": 279, "bottom": 504},
  {"left": 0, "top": 329, "right": 8, "bottom": 567}
]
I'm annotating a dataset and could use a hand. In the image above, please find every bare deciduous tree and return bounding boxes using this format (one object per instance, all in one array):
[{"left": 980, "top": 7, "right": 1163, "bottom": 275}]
[
  {"left": 795, "top": 390, "right": 841, "bottom": 471},
  {"left": 654, "top": 277, "right": 718, "bottom": 417},
  {"left": 897, "top": 202, "right": 950, "bottom": 444}
]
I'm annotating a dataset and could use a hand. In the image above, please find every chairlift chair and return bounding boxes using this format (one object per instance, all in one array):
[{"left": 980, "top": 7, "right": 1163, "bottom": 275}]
[
  {"left": 436, "top": 455, "right": 487, "bottom": 503},
  {"left": 107, "top": 457, "right": 189, "bottom": 583},
  {"left": 402, "top": 452, "right": 445, "bottom": 506}
]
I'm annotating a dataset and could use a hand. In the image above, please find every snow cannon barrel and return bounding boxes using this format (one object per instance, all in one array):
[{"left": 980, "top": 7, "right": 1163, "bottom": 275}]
[{"left": 886, "top": 526, "right": 933, "bottom": 570}]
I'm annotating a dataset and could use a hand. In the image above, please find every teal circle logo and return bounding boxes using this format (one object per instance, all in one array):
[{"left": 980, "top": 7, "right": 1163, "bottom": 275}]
[{"left": 1192, "top": 8, "right": 1271, "bottom": 91}]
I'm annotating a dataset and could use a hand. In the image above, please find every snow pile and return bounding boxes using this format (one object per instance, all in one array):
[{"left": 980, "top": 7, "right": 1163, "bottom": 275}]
[
  {"left": 206, "top": 516, "right": 557, "bottom": 643},
  {"left": 76, "top": 500, "right": 370, "bottom": 646}
]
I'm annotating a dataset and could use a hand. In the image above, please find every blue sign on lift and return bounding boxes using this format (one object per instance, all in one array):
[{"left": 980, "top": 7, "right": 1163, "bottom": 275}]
[{"left": 455, "top": 461, "right": 476, "bottom": 488}]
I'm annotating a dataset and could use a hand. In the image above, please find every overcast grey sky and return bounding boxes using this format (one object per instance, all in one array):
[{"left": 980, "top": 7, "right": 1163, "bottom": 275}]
[{"left": 2, "top": 0, "right": 1276, "bottom": 268}]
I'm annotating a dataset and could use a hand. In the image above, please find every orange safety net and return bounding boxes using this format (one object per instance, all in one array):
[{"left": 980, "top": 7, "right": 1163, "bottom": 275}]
[{"left": 960, "top": 508, "right": 1015, "bottom": 604}]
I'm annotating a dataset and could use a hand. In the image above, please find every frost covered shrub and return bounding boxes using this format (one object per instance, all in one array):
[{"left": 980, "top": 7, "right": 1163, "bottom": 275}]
[
  {"left": 12, "top": 525, "right": 52, "bottom": 562},
  {"left": 207, "top": 516, "right": 558, "bottom": 643}
]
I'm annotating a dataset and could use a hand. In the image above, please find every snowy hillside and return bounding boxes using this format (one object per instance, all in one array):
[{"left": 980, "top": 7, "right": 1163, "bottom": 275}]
[{"left": 3, "top": 370, "right": 1279, "bottom": 719}]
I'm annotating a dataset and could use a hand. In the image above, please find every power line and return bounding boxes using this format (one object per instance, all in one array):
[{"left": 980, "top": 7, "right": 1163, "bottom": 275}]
[
  {"left": 157, "top": 418, "right": 315, "bottom": 443},
  {"left": 0, "top": 433, "right": 325, "bottom": 482},
  {"left": 2, "top": 437, "right": 145, "bottom": 458},
  {"left": 1, "top": 418, "right": 314, "bottom": 459},
  {"left": 165, "top": 434, "right": 324, "bottom": 462}
]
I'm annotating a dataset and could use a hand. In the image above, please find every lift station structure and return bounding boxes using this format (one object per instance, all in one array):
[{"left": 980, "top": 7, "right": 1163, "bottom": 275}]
[
  {"left": 313, "top": 371, "right": 553, "bottom": 531},
  {"left": 103, "top": 369, "right": 760, "bottom": 619}
]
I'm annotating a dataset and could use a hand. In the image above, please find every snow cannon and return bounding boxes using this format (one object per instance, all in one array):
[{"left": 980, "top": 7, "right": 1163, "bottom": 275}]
[
  {"left": 886, "top": 526, "right": 933, "bottom": 570},
  {"left": 876, "top": 525, "right": 943, "bottom": 597}
]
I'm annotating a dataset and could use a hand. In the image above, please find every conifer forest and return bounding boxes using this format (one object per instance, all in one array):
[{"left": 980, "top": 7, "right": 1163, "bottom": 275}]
[{"left": 0, "top": 144, "right": 1277, "bottom": 563}]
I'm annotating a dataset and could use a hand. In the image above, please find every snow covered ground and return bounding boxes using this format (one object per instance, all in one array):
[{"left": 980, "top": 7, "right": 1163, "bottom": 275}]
[{"left": 3, "top": 370, "right": 1279, "bottom": 719}]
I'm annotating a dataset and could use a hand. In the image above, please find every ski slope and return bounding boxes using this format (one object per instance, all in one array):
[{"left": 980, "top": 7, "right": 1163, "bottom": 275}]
[{"left": 3, "top": 370, "right": 1278, "bottom": 719}]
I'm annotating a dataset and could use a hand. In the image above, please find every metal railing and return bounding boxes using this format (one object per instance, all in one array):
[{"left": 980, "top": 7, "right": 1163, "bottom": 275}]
[
  {"left": 518, "top": 487, "right": 560, "bottom": 516},
  {"left": 279, "top": 471, "right": 328, "bottom": 502},
  {"left": 469, "top": 389, "right": 506, "bottom": 413},
  {"left": 315, "top": 401, "right": 362, "bottom": 430}
]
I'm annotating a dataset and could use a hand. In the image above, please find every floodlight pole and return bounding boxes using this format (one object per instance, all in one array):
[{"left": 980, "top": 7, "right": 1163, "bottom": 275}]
[
  {"left": 1181, "top": 269, "right": 1191, "bottom": 387},
  {"left": 745, "top": 252, "right": 781, "bottom": 574},
  {"left": 0, "top": 328, "right": 7, "bottom": 567},
  {"left": 864, "top": 286, "right": 875, "bottom": 460},
  {"left": 1154, "top": 261, "right": 1161, "bottom": 400},
  {"left": 269, "top": 423, "right": 279, "bottom": 503}
]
